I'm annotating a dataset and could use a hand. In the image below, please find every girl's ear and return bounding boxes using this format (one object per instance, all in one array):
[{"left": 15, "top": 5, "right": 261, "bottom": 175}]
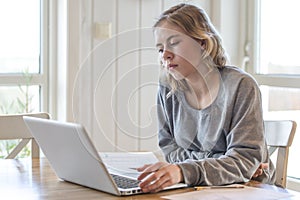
[
  {"left": 196, "top": 39, "right": 206, "bottom": 50},
  {"left": 200, "top": 39, "right": 206, "bottom": 49}
]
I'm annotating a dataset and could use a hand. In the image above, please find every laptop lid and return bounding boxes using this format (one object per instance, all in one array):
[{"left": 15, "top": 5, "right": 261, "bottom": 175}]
[{"left": 23, "top": 116, "right": 130, "bottom": 196}]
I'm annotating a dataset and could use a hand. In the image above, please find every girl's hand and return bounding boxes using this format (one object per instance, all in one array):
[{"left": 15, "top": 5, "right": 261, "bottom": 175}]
[
  {"left": 252, "top": 163, "right": 269, "bottom": 178},
  {"left": 137, "top": 162, "right": 183, "bottom": 193}
]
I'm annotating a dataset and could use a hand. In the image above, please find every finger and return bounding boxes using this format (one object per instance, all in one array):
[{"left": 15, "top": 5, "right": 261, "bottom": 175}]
[
  {"left": 139, "top": 170, "right": 163, "bottom": 188},
  {"left": 144, "top": 162, "right": 167, "bottom": 172},
  {"left": 137, "top": 162, "right": 166, "bottom": 180},
  {"left": 253, "top": 169, "right": 262, "bottom": 177},
  {"left": 257, "top": 168, "right": 261, "bottom": 174},
  {"left": 252, "top": 172, "right": 259, "bottom": 177},
  {"left": 152, "top": 179, "right": 173, "bottom": 193},
  {"left": 146, "top": 175, "right": 171, "bottom": 193},
  {"left": 136, "top": 164, "right": 152, "bottom": 172},
  {"left": 261, "top": 163, "right": 269, "bottom": 169},
  {"left": 137, "top": 171, "right": 152, "bottom": 181}
]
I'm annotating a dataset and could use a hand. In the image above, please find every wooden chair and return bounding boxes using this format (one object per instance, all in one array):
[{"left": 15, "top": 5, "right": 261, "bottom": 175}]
[
  {"left": 0, "top": 112, "right": 50, "bottom": 159},
  {"left": 264, "top": 120, "right": 297, "bottom": 188}
]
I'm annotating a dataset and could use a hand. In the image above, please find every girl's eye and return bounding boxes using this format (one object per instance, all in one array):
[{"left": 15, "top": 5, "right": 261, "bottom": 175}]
[
  {"left": 158, "top": 49, "right": 163, "bottom": 53},
  {"left": 169, "top": 41, "right": 180, "bottom": 46}
]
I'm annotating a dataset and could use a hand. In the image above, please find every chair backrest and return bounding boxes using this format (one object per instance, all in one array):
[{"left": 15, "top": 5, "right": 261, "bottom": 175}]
[
  {"left": 0, "top": 112, "right": 50, "bottom": 159},
  {"left": 264, "top": 120, "right": 297, "bottom": 188}
]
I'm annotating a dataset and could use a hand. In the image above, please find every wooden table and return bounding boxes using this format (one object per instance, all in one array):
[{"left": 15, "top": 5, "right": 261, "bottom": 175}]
[{"left": 0, "top": 158, "right": 299, "bottom": 200}]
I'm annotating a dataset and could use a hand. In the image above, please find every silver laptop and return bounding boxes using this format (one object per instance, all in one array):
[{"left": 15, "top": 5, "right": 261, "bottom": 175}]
[{"left": 23, "top": 116, "right": 186, "bottom": 196}]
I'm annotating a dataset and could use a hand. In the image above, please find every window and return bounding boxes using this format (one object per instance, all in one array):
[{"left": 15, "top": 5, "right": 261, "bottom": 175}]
[
  {"left": 0, "top": 0, "right": 48, "bottom": 158},
  {"left": 248, "top": 0, "right": 300, "bottom": 182},
  {"left": 0, "top": 0, "right": 48, "bottom": 113},
  {"left": 257, "top": 0, "right": 300, "bottom": 75}
]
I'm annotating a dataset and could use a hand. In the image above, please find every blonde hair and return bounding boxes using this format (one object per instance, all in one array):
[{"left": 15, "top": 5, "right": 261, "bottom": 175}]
[{"left": 154, "top": 4, "right": 228, "bottom": 94}]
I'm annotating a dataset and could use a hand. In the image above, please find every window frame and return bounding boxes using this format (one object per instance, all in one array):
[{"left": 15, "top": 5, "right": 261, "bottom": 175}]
[
  {"left": 246, "top": 0, "right": 300, "bottom": 191},
  {"left": 0, "top": 0, "right": 49, "bottom": 113},
  {"left": 246, "top": 0, "right": 300, "bottom": 88}
]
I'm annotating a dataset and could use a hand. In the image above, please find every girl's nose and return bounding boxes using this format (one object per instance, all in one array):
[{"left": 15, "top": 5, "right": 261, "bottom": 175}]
[{"left": 162, "top": 50, "right": 174, "bottom": 61}]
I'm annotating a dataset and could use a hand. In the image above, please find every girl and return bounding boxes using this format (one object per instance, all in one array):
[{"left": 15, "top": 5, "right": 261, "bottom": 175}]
[{"left": 137, "top": 4, "right": 275, "bottom": 193}]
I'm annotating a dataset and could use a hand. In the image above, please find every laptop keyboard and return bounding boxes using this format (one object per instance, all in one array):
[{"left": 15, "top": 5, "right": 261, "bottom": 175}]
[{"left": 111, "top": 174, "right": 141, "bottom": 189}]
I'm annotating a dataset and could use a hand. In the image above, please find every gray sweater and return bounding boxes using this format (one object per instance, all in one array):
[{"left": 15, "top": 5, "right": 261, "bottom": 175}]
[{"left": 157, "top": 66, "right": 275, "bottom": 186}]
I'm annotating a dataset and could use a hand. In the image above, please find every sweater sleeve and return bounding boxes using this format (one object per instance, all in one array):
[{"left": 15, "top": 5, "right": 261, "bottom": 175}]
[{"left": 157, "top": 77, "right": 274, "bottom": 186}]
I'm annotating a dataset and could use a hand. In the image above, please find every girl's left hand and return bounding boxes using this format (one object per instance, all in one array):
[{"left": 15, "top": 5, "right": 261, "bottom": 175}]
[
  {"left": 136, "top": 162, "right": 183, "bottom": 193},
  {"left": 252, "top": 163, "right": 269, "bottom": 178}
]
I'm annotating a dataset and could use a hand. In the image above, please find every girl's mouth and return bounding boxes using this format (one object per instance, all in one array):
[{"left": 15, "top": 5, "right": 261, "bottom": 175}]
[{"left": 167, "top": 64, "right": 178, "bottom": 70}]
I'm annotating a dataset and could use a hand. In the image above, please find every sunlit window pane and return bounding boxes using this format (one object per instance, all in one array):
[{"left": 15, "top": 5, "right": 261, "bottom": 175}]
[
  {"left": 0, "top": 85, "right": 40, "bottom": 114},
  {"left": 260, "top": 85, "right": 300, "bottom": 179},
  {"left": 0, "top": 0, "right": 40, "bottom": 74},
  {"left": 258, "top": 0, "right": 300, "bottom": 75}
]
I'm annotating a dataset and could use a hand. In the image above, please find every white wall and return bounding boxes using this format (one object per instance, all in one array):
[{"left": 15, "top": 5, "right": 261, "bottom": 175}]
[{"left": 62, "top": 0, "right": 244, "bottom": 153}]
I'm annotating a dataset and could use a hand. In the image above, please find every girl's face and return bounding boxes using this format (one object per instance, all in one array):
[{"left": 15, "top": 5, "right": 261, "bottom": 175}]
[{"left": 154, "top": 21, "right": 204, "bottom": 81}]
